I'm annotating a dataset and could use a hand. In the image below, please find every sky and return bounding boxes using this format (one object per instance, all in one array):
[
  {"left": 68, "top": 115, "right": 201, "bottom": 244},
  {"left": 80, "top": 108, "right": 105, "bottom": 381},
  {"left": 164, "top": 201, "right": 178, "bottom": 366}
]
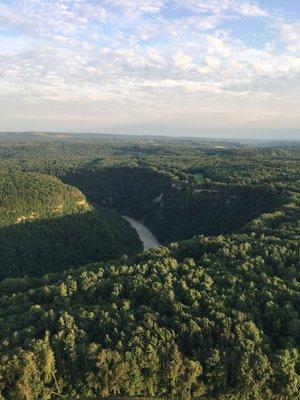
[{"left": 0, "top": 0, "right": 299, "bottom": 139}]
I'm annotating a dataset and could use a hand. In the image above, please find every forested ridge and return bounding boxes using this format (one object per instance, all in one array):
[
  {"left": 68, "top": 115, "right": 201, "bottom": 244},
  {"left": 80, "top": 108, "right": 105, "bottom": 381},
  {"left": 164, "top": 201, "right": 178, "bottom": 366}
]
[
  {"left": 64, "top": 165, "right": 287, "bottom": 243},
  {"left": 0, "top": 134, "right": 299, "bottom": 399},
  {"left": 0, "top": 234, "right": 299, "bottom": 399},
  {"left": 0, "top": 171, "right": 87, "bottom": 227},
  {"left": 0, "top": 171, "right": 142, "bottom": 280}
]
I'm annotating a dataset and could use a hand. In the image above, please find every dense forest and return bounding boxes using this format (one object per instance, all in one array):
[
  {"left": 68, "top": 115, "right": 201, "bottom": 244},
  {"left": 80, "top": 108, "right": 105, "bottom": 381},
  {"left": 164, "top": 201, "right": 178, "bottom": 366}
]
[
  {"left": 63, "top": 165, "right": 287, "bottom": 243},
  {"left": 0, "top": 171, "right": 142, "bottom": 280},
  {"left": 0, "top": 133, "right": 299, "bottom": 399}
]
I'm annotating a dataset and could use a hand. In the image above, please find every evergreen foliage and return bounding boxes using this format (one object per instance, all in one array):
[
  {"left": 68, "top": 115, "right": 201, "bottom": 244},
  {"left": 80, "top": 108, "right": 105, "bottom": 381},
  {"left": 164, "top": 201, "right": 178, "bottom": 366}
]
[
  {"left": 0, "top": 136, "right": 299, "bottom": 399},
  {"left": 0, "top": 172, "right": 142, "bottom": 280}
]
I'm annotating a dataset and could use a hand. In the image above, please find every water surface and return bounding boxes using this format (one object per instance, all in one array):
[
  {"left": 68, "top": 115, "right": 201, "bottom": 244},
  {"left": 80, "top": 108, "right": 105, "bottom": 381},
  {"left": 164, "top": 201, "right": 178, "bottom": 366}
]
[{"left": 123, "top": 216, "right": 160, "bottom": 250}]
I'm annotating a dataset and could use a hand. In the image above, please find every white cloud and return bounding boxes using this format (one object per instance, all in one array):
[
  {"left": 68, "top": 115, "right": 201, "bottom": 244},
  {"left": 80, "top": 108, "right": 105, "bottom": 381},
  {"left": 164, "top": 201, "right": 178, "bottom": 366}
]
[
  {"left": 105, "top": 0, "right": 164, "bottom": 17},
  {"left": 75, "top": 3, "right": 110, "bottom": 21},
  {"left": 280, "top": 22, "right": 300, "bottom": 53},
  {"left": 0, "top": 0, "right": 299, "bottom": 136},
  {"left": 204, "top": 56, "right": 221, "bottom": 69},
  {"left": 231, "top": 1, "right": 267, "bottom": 17},
  {"left": 172, "top": 52, "right": 194, "bottom": 71},
  {"left": 206, "top": 35, "right": 232, "bottom": 57},
  {"left": 174, "top": 0, "right": 268, "bottom": 17},
  {"left": 0, "top": 2, "right": 24, "bottom": 24}
]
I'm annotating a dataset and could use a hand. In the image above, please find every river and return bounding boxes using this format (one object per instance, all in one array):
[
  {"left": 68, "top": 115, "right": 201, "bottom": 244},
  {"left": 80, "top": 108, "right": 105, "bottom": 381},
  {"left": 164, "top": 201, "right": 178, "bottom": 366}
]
[{"left": 122, "top": 216, "right": 161, "bottom": 250}]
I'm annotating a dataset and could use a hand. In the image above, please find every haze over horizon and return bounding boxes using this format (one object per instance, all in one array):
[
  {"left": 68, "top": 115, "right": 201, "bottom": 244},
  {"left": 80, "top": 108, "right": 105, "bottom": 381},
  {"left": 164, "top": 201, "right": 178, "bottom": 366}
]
[{"left": 0, "top": 0, "right": 299, "bottom": 139}]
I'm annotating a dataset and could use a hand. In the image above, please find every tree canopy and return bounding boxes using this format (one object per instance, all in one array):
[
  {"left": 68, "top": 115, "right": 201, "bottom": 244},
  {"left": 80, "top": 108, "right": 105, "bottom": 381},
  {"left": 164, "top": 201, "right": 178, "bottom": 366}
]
[{"left": 0, "top": 134, "right": 299, "bottom": 399}]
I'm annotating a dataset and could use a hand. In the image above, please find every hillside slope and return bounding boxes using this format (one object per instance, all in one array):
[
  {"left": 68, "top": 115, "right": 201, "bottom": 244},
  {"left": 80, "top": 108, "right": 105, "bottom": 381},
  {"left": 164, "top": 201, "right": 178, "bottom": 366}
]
[
  {"left": 0, "top": 172, "right": 142, "bottom": 280},
  {"left": 0, "top": 171, "right": 89, "bottom": 227},
  {"left": 64, "top": 165, "right": 286, "bottom": 243},
  {"left": 0, "top": 228, "right": 298, "bottom": 399}
]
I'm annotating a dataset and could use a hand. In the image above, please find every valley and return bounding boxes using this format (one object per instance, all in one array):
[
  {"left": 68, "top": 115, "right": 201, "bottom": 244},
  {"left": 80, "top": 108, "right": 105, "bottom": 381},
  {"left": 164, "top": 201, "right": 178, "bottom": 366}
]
[
  {"left": 1, "top": 1, "right": 299, "bottom": 398},
  {"left": 0, "top": 133, "right": 298, "bottom": 400}
]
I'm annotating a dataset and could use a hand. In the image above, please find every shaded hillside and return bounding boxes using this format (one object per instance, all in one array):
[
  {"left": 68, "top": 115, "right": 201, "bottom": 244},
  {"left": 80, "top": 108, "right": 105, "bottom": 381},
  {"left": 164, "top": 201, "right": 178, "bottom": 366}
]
[
  {"left": 64, "top": 166, "right": 285, "bottom": 243},
  {"left": 0, "top": 172, "right": 142, "bottom": 280}
]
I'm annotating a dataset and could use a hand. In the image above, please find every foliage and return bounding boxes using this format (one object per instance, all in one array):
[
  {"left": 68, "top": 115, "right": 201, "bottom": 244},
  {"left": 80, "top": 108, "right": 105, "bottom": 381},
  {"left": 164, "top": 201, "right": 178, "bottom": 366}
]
[
  {"left": 64, "top": 165, "right": 286, "bottom": 243},
  {"left": 0, "top": 171, "right": 142, "bottom": 280},
  {"left": 0, "top": 135, "right": 299, "bottom": 399},
  {"left": 0, "top": 233, "right": 299, "bottom": 399}
]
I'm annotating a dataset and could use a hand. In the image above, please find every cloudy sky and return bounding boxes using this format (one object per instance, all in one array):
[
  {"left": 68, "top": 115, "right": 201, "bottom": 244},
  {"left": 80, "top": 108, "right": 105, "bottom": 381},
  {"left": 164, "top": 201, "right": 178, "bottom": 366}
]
[{"left": 0, "top": 0, "right": 299, "bottom": 138}]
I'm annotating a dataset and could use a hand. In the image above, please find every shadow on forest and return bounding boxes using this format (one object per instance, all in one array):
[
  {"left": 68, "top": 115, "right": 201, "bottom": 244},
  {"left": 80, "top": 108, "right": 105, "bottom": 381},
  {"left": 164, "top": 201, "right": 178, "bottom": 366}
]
[
  {"left": 0, "top": 210, "right": 131, "bottom": 281},
  {"left": 0, "top": 166, "right": 287, "bottom": 281},
  {"left": 62, "top": 166, "right": 285, "bottom": 244}
]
